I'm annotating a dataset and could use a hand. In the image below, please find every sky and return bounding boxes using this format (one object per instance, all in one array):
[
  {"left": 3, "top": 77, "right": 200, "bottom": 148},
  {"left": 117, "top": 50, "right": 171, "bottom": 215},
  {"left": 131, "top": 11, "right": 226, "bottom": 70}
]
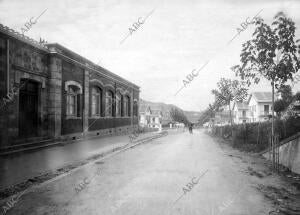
[{"left": 1, "top": 0, "right": 300, "bottom": 111}]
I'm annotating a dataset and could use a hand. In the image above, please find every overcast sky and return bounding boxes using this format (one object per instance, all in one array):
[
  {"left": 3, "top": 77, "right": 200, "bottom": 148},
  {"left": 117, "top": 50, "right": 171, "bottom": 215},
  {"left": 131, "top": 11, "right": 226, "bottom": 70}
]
[{"left": 1, "top": 0, "right": 300, "bottom": 111}]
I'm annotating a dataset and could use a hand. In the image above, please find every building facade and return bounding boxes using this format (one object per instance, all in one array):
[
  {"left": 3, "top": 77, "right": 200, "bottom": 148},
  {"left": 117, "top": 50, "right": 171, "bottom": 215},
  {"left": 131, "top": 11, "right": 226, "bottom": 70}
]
[
  {"left": 248, "top": 92, "right": 276, "bottom": 122},
  {"left": 139, "top": 105, "right": 162, "bottom": 130},
  {"left": 232, "top": 102, "right": 250, "bottom": 124},
  {"left": 0, "top": 24, "right": 140, "bottom": 149}
]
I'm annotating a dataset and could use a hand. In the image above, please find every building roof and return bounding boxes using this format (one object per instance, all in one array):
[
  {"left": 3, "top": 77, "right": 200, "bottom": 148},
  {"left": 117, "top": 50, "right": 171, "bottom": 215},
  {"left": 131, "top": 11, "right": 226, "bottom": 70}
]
[
  {"left": 0, "top": 23, "right": 140, "bottom": 90},
  {"left": 139, "top": 105, "right": 150, "bottom": 113},
  {"left": 151, "top": 109, "right": 162, "bottom": 116},
  {"left": 249, "top": 92, "right": 273, "bottom": 102},
  {"left": 0, "top": 23, "right": 49, "bottom": 52}
]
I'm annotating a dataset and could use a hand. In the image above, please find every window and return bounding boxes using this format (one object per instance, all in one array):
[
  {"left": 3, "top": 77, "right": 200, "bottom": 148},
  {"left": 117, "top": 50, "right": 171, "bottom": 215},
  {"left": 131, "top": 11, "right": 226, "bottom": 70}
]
[
  {"left": 67, "top": 85, "right": 80, "bottom": 117},
  {"left": 242, "top": 110, "right": 246, "bottom": 117},
  {"left": 124, "top": 96, "right": 130, "bottom": 117},
  {"left": 264, "top": 105, "right": 269, "bottom": 114},
  {"left": 91, "top": 87, "right": 102, "bottom": 117},
  {"left": 116, "top": 93, "right": 122, "bottom": 117},
  {"left": 106, "top": 91, "right": 114, "bottom": 117}
]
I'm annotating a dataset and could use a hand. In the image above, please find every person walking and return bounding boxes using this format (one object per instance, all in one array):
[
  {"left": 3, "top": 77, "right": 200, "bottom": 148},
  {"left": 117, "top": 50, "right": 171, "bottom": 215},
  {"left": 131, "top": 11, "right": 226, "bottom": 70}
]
[{"left": 189, "top": 124, "right": 193, "bottom": 134}]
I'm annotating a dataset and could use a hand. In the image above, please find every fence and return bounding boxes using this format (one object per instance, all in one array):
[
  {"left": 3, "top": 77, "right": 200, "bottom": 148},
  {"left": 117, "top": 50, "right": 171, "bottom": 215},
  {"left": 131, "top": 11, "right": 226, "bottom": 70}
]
[{"left": 211, "top": 116, "right": 300, "bottom": 154}]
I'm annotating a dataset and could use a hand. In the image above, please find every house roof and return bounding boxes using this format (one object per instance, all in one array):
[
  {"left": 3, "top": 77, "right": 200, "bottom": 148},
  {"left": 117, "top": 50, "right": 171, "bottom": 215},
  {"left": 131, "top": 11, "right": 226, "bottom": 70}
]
[
  {"left": 151, "top": 109, "right": 162, "bottom": 115},
  {"left": 249, "top": 92, "right": 272, "bottom": 102},
  {"left": 139, "top": 105, "right": 150, "bottom": 113}
]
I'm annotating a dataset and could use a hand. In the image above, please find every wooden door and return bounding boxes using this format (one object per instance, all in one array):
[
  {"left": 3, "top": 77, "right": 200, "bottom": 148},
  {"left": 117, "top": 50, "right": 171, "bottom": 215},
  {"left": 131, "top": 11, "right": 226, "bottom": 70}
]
[{"left": 19, "top": 80, "right": 39, "bottom": 138}]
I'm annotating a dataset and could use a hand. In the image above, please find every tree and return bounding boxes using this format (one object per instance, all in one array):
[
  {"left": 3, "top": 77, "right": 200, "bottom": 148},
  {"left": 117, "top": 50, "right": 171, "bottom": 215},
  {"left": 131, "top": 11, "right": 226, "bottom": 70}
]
[
  {"left": 294, "top": 91, "right": 300, "bottom": 101},
  {"left": 278, "top": 85, "right": 293, "bottom": 104},
  {"left": 170, "top": 108, "right": 190, "bottom": 125},
  {"left": 211, "top": 78, "right": 248, "bottom": 132},
  {"left": 232, "top": 12, "right": 300, "bottom": 148},
  {"left": 198, "top": 102, "right": 220, "bottom": 125},
  {"left": 274, "top": 99, "right": 287, "bottom": 118}
]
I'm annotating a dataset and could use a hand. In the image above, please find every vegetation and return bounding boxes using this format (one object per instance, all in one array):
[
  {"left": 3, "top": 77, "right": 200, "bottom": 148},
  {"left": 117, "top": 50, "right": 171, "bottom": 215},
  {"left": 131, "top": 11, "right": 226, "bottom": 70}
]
[
  {"left": 211, "top": 116, "right": 300, "bottom": 152},
  {"left": 198, "top": 102, "right": 220, "bottom": 125},
  {"left": 232, "top": 12, "right": 300, "bottom": 142},
  {"left": 274, "top": 99, "right": 287, "bottom": 118},
  {"left": 211, "top": 78, "right": 248, "bottom": 133},
  {"left": 170, "top": 108, "right": 190, "bottom": 125}
]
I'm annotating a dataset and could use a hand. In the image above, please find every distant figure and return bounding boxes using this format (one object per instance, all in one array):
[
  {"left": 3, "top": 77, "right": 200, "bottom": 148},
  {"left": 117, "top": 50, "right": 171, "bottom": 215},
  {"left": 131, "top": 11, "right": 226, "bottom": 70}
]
[{"left": 189, "top": 124, "right": 193, "bottom": 134}]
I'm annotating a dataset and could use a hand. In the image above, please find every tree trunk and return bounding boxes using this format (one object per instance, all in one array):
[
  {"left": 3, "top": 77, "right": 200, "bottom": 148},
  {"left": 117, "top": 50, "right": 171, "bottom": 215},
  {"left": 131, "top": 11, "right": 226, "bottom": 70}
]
[
  {"left": 228, "top": 102, "right": 233, "bottom": 137},
  {"left": 271, "top": 81, "right": 275, "bottom": 170}
]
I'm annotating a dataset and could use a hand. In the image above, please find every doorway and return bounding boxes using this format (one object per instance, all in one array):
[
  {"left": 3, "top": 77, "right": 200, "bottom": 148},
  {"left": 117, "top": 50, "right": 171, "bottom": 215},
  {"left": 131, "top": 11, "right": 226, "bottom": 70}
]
[{"left": 19, "top": 80, "right": 39, "bottom": 138}]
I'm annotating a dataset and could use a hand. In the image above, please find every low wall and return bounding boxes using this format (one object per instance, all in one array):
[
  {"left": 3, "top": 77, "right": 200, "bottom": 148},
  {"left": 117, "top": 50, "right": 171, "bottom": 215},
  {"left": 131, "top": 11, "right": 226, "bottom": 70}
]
[{"left": 263, "top": 132, "right": 300, "bottom": 174}]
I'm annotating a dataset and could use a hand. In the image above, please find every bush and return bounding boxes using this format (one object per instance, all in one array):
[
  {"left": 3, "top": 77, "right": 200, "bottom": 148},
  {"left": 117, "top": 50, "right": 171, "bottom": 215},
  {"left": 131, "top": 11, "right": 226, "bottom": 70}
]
[{"left": 212, "top": 116, "right": 300, "bottom": 152}]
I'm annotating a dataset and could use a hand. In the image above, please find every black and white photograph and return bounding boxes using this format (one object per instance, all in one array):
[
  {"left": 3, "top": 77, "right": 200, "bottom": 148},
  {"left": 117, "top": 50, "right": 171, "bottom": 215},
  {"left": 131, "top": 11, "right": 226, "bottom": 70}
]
[{"left": 0, "top": 0, "right": 300, "bottom": 214}]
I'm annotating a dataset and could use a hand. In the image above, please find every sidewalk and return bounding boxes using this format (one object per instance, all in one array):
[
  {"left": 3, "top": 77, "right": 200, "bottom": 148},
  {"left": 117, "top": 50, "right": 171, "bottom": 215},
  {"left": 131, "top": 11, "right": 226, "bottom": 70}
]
[{"left": 0, "top": 131, "right": 162, "bottom": 192}]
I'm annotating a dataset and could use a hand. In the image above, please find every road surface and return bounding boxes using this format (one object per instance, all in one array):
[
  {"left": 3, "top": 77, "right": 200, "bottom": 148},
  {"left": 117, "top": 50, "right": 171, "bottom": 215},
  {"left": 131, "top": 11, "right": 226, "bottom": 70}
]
[{"left": 1, "top": 129, "right": 273, "bottom": 215}]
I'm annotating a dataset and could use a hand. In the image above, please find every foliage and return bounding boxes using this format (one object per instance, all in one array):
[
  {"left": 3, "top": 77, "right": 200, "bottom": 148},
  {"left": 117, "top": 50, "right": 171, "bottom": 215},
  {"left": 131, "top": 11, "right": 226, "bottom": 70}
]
[
  {"left": 211, "top": 78, "right": 248, "bottom": 130},
  {"left": 170, "top": 108, "right": 190, "bottom": 125},
  {"left": 198, "top": 102, "right": 220, "bottom": 125},
  {"left": 232, "top": 12, "right": 300, "bottom": 89},
  {"left": 278, "top": 85, "right": 293, "bottom": 103},
  {"left": 274, "top": 99, "right": 287, "bottom": 117},
  {"left": 211, "top": 78, "right": 248, "bottom": 107},
  {"left": 293, "top": 91, "right": 300, "bottom": 102}
]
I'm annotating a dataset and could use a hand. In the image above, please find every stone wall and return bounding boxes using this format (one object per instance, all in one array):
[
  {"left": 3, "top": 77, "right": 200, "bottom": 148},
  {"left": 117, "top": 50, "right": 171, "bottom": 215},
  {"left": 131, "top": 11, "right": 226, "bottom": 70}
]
[{"left": 263, "top": 132, "right": 300, "bottom": 174}]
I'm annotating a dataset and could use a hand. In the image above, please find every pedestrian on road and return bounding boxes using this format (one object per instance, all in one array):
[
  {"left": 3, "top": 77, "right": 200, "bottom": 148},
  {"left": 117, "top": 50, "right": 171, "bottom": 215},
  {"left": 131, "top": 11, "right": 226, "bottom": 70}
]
[{"left": 189, "top": 124, "right": 193, "bottom": 134}]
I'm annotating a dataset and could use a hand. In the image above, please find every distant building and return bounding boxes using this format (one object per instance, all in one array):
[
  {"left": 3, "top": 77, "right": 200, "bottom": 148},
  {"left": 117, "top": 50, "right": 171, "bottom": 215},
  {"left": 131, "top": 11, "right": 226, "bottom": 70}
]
[
  {"left": 139, "top": 106, "right": 162, "bottom": 130},
  {"left": 232, "top": 102, "right": 250, "bottom": 124},
  {"left": 212, "top": 91, "right": 278, "bottom": 125},
  {"left": 139, "top": 105, "right": 151, "bottom": 127},
  {"left": 248, "top": 92, "right": 277, "bottom": 122}
]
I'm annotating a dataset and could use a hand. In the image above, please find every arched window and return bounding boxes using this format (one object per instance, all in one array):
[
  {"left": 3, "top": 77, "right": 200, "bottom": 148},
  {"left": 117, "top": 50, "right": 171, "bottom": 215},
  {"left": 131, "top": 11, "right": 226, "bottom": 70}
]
[
  {"left": 116, "top": 92, "right": 122, "bottom": 117},
  {"left": 124, "top": 96, "right": 130, "bottom": 117},
  {"left": 67, "top": 85, "right": 81, "bottom": 117},
  {"left": 106, "top": 90, "right": 114, "bottom": 117},
  {"left": 91, "top": 87, "right": 102, "bottom": 117}
]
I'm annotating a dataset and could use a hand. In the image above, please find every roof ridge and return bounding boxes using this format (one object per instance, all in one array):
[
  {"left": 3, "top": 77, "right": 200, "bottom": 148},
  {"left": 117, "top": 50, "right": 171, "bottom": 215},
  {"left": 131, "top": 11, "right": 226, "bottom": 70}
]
[{"left": 0, "top": 23, "right": 49, "bottom": 51}]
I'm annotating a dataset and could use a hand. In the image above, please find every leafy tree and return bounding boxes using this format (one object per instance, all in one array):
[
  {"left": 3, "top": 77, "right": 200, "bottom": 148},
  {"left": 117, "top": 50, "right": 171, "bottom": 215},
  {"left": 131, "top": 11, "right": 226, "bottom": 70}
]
[
  {"left": 198, "top": 102, "right": 220, "bottom": 125},
  {"left": 232, "top": 12, "right": 300, "bottom": 142},
  {"left": 170, "top": 108, "right": 190, "bottom": 125},
  {"left": 294, "top": 91, "right": 300, "bottom": 101},
  {"left": 274, "top": 99, "right": 287, "bottom": 118},
  {"left": 278, "top": 85, "right": 293, "bottom": 104},
  {"left": 211, "top": 78, "right": 248, "bottom": 132}
]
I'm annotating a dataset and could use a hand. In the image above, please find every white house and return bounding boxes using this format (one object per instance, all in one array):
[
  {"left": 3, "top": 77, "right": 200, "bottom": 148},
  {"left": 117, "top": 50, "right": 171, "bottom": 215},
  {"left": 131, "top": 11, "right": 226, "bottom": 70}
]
[
  {"left": 149, "top": 109, "right": 163, "bottom": 130},
  {"left": 248, "top": 92, "right": 277, "bottom": 122},
  {"left": 232, "top": 102, "right": 250, "bottom": 124},
  {"left": 139, "top": 106, "right": 162, "bottom": 130},
  {"left": 139, "top": 105, "right": 151, "bottom": 127}
]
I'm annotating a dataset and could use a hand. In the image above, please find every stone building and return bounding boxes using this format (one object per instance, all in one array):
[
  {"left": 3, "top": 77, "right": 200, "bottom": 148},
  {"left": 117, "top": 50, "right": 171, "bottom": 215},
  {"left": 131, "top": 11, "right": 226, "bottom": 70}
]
[{"left": 0, "top": 24, "right": 140, "bottom": 150}]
